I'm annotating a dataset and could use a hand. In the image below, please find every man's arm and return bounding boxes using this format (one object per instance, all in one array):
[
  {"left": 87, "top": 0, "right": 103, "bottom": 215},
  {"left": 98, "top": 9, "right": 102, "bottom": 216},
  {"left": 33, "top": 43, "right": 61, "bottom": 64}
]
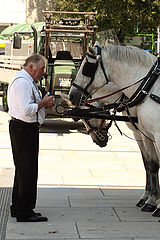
[{"left": 38, "top": 94, "right": 55, "bottom": 110}]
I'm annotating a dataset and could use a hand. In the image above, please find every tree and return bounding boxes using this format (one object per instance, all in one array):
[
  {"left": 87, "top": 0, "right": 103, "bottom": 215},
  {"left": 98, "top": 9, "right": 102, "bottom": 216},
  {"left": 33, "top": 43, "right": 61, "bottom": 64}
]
[
  {"left": 53, "top": 0, "right": 160, "bottom": 43},
  {"left": 28, "top": 0, "right": 160, "bottom": 43}
]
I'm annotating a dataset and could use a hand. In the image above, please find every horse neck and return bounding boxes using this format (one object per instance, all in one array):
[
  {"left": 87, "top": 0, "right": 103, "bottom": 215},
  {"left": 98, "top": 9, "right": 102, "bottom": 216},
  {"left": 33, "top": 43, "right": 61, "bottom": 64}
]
[
  {"left": 92, "top": 83, "right": 121, "bottom": 104},
  {"left": 103, "top": 49, "right": 156, "bottom": 98}
]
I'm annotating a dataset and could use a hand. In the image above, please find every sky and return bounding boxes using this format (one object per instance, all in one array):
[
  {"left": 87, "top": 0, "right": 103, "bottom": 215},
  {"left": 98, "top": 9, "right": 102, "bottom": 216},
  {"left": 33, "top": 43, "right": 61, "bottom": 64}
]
[{"left": 0, "top": 0, "right": 26, "bottom": 23}]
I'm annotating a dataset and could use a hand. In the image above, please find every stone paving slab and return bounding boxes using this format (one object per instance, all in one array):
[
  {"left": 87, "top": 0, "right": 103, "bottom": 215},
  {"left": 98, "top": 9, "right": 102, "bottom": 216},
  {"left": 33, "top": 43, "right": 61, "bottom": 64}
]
[
  {"left": 76, "top": 222, "right": 160, "bottom": 239},
  {"left": 37, "top": 188, "right": 70, "bottom": 207},
  {"left": 68, "top": 197, "right": 139, "bottom": 208},
  {"left": 114, "top": 207, "right": 158, "bottom": 222},
  {"left": 6, "top": 220, "right": 78, "bottom": 239},
  {"left": 135, "top": 238, "right": 160, "bottom": 240},
  {"left": 37, "top": 187, "right": 103, "bottom": 199},
  {"left": 101, "top": 188, "right": 144, "bottom": 197},
  {"left": 36, "top": 207, "right": 118, "bottom": 223}
]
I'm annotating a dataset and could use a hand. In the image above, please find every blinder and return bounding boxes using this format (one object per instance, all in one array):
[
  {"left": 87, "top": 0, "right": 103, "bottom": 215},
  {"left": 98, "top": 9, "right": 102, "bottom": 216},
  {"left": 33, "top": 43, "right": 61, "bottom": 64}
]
[
  {"left": 82, "top": 59, "right": 98, "bottom": 78},
  {"left": 71, "top": 45, "right": 109, "bottom": 106}
]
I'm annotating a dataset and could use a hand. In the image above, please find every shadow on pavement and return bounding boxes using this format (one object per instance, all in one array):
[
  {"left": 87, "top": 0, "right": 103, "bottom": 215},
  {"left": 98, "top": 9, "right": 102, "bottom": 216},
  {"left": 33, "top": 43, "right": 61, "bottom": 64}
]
[{"left": 40, "top": 118, "right": 87, "bottom": 134}]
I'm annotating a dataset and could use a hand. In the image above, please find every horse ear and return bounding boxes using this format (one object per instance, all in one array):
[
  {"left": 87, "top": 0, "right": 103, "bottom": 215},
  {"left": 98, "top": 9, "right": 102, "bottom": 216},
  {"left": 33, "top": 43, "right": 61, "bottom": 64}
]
[
  {"left": 94, "top": 41, "right": 101, "bottom": 47},
  {"left": 88, "top": 46, "right": 96, "bottom": 56}
]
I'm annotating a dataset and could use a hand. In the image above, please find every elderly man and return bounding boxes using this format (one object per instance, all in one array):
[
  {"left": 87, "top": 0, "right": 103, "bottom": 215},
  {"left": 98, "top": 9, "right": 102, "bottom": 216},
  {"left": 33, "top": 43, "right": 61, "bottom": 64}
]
[{"left": 7, "top": 54, "right": 54, "bottom": 222}]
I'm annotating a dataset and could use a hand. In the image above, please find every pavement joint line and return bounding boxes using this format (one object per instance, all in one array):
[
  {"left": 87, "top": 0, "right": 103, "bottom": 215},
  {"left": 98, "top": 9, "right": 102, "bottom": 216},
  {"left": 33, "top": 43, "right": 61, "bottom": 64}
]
[
  {"left": 112, "top": 207, "right": 122, "bottom": 222},
  {"left": 99, "top": 188, "right": 105, "bottom": 196},
  {"left": 67, "top": 196, "right": 71, "bottom": 207},
  {"left": 38, "top": 148, "right": 140, "bottom": 152},
  {"left": 74, "top": 221, "right": 81, "bottom": 239},
  {"left": 38, "top": 184, "right": 145, "bottom": 188}
]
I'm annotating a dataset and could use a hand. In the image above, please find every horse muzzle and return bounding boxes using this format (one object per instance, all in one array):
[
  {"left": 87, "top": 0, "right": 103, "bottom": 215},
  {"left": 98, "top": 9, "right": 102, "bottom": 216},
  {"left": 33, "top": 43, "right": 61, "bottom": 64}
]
[
  {"left": 69, "top": 87, "right": 88, "bottom": 106},
  {"left": 69, "top": 87, "right": 81, "bottom": 106},
  {"left": 89, "top": 129, "right": 109, "bottom": 147}
]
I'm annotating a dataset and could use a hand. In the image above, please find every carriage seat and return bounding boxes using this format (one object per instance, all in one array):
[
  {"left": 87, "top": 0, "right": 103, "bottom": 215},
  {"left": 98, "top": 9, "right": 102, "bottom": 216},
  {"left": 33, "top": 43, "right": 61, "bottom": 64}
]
[{"left": 56, "top": 51, "right": 73, "bottom": 60}]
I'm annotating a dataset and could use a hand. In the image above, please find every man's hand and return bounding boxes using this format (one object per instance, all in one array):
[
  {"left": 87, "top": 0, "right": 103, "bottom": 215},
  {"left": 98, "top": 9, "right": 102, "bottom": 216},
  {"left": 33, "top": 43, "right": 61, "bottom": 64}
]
[{"left": 38, "top": 94, "right": 55, "bottom": 110}]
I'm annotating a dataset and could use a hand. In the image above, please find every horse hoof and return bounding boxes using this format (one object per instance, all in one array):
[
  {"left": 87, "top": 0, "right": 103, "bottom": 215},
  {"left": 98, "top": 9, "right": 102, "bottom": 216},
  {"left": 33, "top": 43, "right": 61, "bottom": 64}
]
[
  {"left": 136, "top": 199, "right": 146, "bottom": 207},
  {"left": 152, "top": 208, "right": 160, "bottom": 217},
  {"left": 141, "top": 203, "right": 157, "bottom": 212}
]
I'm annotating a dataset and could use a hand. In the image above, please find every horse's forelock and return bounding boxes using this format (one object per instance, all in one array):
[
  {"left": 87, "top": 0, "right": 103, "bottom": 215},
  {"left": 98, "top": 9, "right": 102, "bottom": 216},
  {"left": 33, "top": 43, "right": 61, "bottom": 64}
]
[
  {"left": 103, "top": 45, "right": 156, "bottom": 68},
  {"left": 89, "top": 47, "right": 96, "bottom": 56}
]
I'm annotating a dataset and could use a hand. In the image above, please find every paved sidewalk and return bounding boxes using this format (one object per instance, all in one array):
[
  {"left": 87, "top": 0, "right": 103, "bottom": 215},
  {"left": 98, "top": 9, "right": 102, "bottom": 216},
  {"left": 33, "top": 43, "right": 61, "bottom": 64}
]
[{"left": 0, "top": 105, "right": 160, "bottom": 239}]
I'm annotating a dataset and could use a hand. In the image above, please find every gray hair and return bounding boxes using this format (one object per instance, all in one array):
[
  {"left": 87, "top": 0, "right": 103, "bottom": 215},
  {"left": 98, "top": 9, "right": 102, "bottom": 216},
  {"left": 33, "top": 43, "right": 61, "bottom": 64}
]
[{"left": 23, "top": 54, "right": 45, "bottom": 67}]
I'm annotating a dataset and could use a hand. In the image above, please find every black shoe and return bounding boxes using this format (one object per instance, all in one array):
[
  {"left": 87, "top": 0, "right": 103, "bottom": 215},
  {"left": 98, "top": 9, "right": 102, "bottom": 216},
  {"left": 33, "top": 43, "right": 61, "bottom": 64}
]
[
  {"left": 10, "top": 206, "right": 41, "bottom": 218},
  {"left": 17, "top": 215, "right": 48, "bottom": 222}
]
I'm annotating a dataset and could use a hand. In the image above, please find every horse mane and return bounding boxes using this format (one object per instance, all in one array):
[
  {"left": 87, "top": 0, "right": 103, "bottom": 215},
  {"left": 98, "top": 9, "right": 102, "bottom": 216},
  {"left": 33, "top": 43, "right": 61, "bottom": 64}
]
[{"left": 103, "top": 45, "right": 156, "bottom": 68}]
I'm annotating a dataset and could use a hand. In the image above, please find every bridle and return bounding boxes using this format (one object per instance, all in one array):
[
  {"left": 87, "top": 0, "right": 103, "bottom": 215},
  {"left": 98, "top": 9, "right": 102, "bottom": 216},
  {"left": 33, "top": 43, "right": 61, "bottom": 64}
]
[
  {"left": 71, "top": 46, "right": 112, "bottom": 143},
  {"left": 72, "top": 46, "right": 109, "bottom": 105}
]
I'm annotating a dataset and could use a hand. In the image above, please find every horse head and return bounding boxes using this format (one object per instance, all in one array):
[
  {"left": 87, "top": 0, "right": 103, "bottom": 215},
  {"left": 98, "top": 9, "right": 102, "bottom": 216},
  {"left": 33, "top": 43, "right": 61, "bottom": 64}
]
[
  {"left": 69, "top": 42, "right": 123, "bottom": 148},
  {"left": 69, "top": 42, "right": 108, "bottom": 106}
]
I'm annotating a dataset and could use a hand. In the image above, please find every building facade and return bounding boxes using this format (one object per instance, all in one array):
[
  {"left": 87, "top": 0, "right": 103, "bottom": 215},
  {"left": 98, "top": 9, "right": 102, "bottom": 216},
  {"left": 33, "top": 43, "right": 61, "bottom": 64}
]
[
  {"left": 0, "top": 0, "right": 26, "bottom": 32},
  {"left": 0, "top": 0, "right": 55, "bottom": 33}
]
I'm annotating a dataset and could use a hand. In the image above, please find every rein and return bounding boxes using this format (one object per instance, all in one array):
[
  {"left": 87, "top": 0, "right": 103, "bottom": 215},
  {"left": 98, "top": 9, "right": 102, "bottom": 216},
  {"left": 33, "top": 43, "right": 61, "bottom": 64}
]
[{"left": 84, "top": 77, "right": 144, "bottom": 104}]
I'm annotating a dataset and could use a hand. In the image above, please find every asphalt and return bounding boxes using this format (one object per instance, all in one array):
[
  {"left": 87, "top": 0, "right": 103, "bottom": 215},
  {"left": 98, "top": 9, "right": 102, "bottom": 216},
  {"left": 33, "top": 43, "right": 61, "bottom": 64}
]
[{"left": 0, "top": 99, "right": 160, "bottom": 240}]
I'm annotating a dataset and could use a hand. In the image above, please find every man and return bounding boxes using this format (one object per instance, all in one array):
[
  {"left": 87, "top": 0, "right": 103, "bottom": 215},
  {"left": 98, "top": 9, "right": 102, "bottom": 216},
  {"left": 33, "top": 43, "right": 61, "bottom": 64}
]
[{"left": 7, "top": 54, "right": 54, "bottom": 222}]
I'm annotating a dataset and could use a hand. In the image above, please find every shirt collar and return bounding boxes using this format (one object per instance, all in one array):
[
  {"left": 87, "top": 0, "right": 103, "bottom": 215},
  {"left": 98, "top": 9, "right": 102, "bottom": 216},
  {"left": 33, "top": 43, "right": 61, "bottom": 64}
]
[{"left": 21, "top": 68, "right": 35, "bottom": 84}]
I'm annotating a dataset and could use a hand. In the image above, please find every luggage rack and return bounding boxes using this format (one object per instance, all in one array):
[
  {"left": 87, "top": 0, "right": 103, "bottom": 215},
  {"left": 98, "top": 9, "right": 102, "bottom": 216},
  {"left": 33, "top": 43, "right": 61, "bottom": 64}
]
[{"left": 42, "top": 10, "right": 97, "bottom": 34}]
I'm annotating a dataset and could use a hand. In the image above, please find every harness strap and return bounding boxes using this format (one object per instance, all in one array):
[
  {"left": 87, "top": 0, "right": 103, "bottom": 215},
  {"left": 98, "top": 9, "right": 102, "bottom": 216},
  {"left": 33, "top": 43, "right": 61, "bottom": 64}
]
[
  {"left": 128, "top": 60, "right": 158, "bottom": 103},
  {"left": 95, "top": 45, "right": 109, "bottom": 84},
  {"left": 97, "top": 119, "right": 105, "bottom": 133},
  {"left": 128, "top": 57, "right": 160, "bottom": 108},
  {"left": 72, "top": 82, "right": 92, "bottom": 98},
  {"left": 100, "top": 61, "right": 109, "bottom": 84},
  {"left": 84, "top": 77, "right": 144, "bottom": 104}
]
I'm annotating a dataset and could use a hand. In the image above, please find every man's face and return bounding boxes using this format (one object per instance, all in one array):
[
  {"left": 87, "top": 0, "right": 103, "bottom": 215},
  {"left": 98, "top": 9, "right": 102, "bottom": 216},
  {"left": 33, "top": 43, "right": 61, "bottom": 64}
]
[{"left": 32, "top": 60, "right": 45, "bottom": 81}]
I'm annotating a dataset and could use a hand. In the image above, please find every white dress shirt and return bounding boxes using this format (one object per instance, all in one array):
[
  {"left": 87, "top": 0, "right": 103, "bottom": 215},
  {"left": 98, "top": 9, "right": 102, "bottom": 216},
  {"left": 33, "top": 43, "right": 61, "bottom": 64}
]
[{"left": 7, "top": 69, "right": 45, "bottom": 125}]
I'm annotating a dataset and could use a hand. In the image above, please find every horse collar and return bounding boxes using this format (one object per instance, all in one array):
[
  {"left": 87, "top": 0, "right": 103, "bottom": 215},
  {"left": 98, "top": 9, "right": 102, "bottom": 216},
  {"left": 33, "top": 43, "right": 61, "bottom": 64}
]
[{"left": 128, "top": 57, "right": 160, "bottom": 108}]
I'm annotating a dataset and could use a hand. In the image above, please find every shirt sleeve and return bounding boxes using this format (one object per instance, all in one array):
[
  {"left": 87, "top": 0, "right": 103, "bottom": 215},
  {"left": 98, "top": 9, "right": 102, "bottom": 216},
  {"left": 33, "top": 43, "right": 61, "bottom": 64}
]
[{"left": 11, "top": 78, "right": 38, "bottom": 117}]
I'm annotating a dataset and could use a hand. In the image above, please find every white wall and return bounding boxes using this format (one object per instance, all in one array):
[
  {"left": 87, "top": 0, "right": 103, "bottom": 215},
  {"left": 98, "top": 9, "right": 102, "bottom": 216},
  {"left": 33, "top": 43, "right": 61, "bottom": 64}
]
[{"left": 0, "top": 0, "right": 26, "bottom": 24}]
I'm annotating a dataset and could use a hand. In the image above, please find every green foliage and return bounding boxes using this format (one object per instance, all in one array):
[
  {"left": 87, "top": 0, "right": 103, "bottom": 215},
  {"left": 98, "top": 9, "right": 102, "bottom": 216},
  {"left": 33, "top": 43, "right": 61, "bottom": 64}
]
[{"left": 52, "top": 0, "right": 160, "bottom": 43}]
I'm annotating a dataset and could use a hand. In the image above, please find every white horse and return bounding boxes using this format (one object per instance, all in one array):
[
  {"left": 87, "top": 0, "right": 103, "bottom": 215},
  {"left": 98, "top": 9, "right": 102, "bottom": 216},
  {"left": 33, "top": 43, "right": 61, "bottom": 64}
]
[{"left": 69, "top": 43, "right": 160, "bottom": 216}]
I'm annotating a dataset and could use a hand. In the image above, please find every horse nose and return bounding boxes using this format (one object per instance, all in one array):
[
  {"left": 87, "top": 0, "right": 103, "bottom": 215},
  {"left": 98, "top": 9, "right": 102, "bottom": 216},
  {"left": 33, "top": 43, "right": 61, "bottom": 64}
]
[{"left": 69, "top": 88, "right": 81, "bottom": 106}]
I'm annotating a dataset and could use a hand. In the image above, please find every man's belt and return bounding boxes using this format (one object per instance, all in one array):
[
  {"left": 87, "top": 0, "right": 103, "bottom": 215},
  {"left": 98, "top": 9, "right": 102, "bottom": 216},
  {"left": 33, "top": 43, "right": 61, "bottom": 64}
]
[{"left": 11, "top": 117, "right": 39, "bottom": 126}]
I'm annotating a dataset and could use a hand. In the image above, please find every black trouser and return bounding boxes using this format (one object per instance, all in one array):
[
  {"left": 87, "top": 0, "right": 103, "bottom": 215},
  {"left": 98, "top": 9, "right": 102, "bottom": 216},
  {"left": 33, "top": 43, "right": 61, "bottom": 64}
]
[{"left": 9, "top": 119, "right": 39, "bottom": 217}]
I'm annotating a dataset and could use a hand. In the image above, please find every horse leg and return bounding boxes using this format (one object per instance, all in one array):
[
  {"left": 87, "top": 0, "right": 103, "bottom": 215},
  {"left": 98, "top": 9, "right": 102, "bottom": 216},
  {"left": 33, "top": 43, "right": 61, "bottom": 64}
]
[
  {"left": 132, "top": 131, "right": 151, "bottom": 208},
  {"left": 136, "top": 152, "right": 151, "bottom": 207},
  {"left": 140, "top": 136, "right": 160, "bottom": 212},
  {"left": 150, "top": 136, "right": 160, "bottom": 217}
]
